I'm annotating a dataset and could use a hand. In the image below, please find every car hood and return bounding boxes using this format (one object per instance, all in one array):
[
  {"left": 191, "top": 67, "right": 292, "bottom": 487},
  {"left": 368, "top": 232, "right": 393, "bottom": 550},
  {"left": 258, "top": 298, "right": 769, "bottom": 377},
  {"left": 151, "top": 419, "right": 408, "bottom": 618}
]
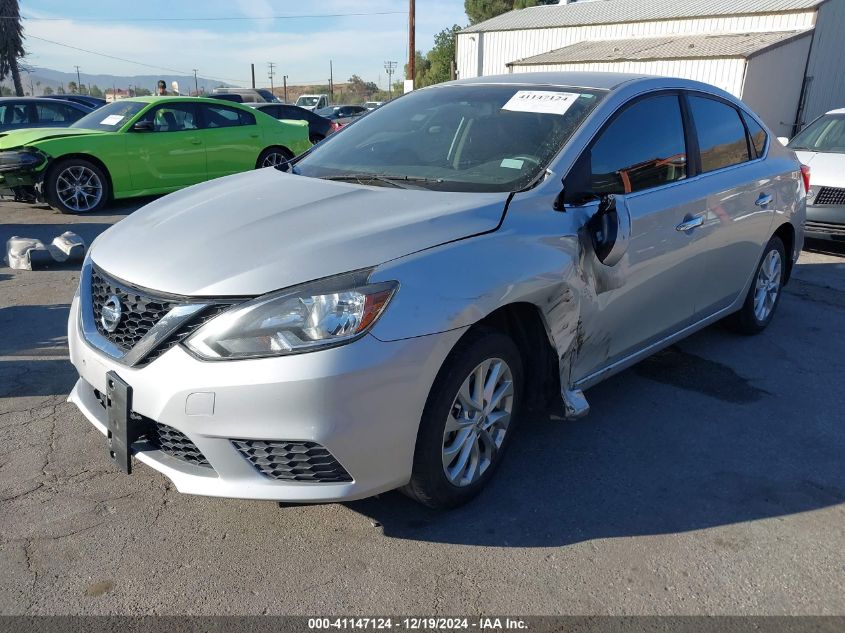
[
  {"left": 794, "top": 150, "right": 845, "bottom": 187},
  {"left": 90, "top": 168, "right": 509, "bottom": 296},
  {"left": 0, "top": 127, "right": 103, "bottom": 149}
]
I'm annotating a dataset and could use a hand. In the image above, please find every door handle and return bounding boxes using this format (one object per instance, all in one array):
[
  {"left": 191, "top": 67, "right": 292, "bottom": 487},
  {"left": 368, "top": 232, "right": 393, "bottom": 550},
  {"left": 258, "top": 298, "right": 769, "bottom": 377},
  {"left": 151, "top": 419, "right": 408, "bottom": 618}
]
[
  {"left": 189, "top": 138, "right": 202, "bottom": 145},
  {"left": 676, "top": 215, "right": 704, "bottom": 232},
  {"left": 755, "top": 193, "right": 773, "bottom": 207}
]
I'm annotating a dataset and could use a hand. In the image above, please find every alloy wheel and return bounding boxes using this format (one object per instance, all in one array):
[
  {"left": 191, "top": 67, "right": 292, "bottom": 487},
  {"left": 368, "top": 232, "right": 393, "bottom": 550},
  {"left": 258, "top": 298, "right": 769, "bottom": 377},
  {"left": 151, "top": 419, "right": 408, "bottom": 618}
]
[
  {"left": 442, "top": 357, "right": 514, "bottom": 487},
  {"left": 55, "top": 165, "right": 103, "bottom": 212},
  {"left": 753, "top": 249, "right": 782, "bottom": 322},
  {"left": 261, "top": 152, "right": 289, "bottom": 168}
]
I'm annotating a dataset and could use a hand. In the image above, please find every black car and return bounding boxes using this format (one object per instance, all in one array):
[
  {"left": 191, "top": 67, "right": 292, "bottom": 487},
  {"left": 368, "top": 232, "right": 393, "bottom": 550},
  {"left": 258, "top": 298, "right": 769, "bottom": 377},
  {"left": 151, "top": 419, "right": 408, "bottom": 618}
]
[
  {"left": 315, "top": 104, "right": 368, "bottom": 125},
  {"left": 209, "top": 93, "right": 245, "bottom": 104},
  {"left": 252, "top": 103, "right": 337, "bottom": 143},
  {"left": 42, "top": 94, "right": 106, "bottom": 109},
  {"left": 0, "top": 97, "right": 91, "bottom": 131}
]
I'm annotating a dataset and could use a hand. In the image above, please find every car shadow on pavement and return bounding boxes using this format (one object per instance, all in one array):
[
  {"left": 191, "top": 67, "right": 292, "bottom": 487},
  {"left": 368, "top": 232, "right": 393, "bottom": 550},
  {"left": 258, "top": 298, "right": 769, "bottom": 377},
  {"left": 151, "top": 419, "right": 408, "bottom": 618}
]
[
  {"left": 0, "top": 359, "right": 78, "bottom": 398},
  {"left": 347, "top": 335, "right": 845, "bottom": 547},
  {"left": 0, "top": 304, "right": 71, "bottom": 358}
]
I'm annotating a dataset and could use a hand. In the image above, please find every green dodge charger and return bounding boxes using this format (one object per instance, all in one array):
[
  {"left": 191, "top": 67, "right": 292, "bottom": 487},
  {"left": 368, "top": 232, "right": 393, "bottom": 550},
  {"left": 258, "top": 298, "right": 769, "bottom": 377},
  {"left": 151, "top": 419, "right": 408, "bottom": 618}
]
[{"left": 0, "top": 96, "right": 311, "bottom": 213}]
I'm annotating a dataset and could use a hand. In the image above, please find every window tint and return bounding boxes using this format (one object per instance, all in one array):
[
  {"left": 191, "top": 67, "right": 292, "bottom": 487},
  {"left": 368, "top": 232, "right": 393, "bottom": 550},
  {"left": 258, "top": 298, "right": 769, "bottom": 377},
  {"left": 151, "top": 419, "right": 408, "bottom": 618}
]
[
  {"left": 203, "top": 104, "right": 255, "bottom": 128},
  {"left": 140, "top": 103, "right": 199, "bottom": 132},
  {"left": 788, "top": 114, "right": 845, "bottom": 153},
  {"left": 742, "top": 112, "right": 767, "bottom": 158},
  {"left": 590, "top": 94, "right": 687, "bottom": 194},
  {"left": 0, "top": 102, "right": 32, "bottom": 127},
  {"left": 37, "top": 102, "right": 80, "bottom": 123},
  {"left": 689, "top": 96, "right": 750, "bottom": 172},
  {"left": 277, "top": 106, "right": 304, "bottom": 120}
]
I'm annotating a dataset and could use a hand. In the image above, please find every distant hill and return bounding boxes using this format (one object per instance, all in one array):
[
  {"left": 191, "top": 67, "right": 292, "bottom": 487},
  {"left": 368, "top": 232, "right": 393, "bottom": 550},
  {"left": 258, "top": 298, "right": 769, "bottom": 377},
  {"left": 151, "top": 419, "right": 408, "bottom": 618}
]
[{"left": 2, "top": 66, "right": 249, "bottom": 96}]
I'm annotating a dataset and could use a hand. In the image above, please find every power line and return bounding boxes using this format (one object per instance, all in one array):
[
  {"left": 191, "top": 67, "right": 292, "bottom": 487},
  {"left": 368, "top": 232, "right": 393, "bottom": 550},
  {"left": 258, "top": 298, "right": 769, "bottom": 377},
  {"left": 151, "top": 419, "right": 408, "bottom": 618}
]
[
  {"left": 25, "top": 34, "right": 248, "bottom": 85},
  {"left": 7, "top": 11, "right": 406, "bottom": 22}
]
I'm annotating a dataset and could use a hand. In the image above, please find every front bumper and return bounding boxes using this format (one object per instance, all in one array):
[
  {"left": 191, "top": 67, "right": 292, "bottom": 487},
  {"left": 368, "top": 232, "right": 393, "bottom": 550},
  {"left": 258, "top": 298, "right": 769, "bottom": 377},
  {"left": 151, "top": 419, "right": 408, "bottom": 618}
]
[
  {"left": 68, "top": 296, "right": 465, "bottom": 502},
  {"left": 805, "top": 204, "right": 845, "bottom": 240}
]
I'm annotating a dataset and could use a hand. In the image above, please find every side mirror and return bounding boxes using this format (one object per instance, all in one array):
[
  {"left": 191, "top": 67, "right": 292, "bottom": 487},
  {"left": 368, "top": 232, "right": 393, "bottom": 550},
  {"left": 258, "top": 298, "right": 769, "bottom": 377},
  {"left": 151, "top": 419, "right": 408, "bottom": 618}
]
[
  {"left": 132, "top": 120, "right": 153, "bottom": 132},
  {"left": 556, "top": 150, "right": 594, "bottom": 210},
  {"left": 777, "top": 136, "right": 789, "bottom": 146},
  {"left": 587, "top": 194, "right": 631, "bottom": 267}
]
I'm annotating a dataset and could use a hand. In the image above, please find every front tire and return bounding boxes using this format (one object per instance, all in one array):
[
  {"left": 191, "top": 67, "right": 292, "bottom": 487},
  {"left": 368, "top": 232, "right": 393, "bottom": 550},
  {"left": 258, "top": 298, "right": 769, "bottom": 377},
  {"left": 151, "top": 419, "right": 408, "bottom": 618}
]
[
  {"left": 45, "top": 158, "right": 109, "bottom": 214},
  {"left": 403, "top": 327, "right": 524, "bottom": 510},
  {"left": 728, "top": 235, "right": 786, "bottom": 334}
]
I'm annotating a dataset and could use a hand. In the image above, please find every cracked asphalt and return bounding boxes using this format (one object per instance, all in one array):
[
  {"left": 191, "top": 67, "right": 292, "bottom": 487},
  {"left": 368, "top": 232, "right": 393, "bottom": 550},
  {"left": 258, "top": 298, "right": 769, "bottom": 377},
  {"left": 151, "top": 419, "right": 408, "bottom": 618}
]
[{"left": 1, "top": 198, "right": 844, "bottom": 615}]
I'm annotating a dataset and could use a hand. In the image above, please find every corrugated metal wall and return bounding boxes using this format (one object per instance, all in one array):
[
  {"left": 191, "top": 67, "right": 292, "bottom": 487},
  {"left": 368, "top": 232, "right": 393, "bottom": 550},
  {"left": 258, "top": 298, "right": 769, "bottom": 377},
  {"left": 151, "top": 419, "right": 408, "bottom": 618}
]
[
  {"left": 510, "top": 58, "right": 748, "bottom": 96},
  {"left": 456, "top": 11, "right": 817, "bottom": 78},
  {"left": 802, "top": 0, "right": 845, "bottom": 125},
  {"left": 742, "top": 35, "right": 813, "bottom": 136}
]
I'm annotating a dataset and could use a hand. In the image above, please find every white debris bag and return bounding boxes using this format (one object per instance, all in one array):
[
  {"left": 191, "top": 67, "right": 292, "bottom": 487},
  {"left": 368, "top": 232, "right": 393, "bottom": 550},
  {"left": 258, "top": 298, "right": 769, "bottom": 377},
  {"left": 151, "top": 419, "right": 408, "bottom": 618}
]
[{"left": 49, "top": 231, "right": 86, "bottom": 263}]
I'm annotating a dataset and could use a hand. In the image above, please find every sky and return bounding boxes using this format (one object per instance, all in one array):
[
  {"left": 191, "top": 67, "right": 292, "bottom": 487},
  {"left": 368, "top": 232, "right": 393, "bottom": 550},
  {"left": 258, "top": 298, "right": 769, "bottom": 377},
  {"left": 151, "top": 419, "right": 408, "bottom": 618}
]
[{"left": 19, "top": 0, "right": 470, "bottom": 89}]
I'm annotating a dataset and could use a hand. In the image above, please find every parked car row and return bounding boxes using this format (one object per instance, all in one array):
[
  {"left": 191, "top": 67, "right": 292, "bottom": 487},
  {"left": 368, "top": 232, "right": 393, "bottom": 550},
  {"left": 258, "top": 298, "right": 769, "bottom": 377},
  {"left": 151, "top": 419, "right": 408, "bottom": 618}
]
[
  {"left": 60, "top": 72, "right": 807, "bottom": 510},
  {"left": 0, "top": 96, "right": 311, "bottom": 213}
]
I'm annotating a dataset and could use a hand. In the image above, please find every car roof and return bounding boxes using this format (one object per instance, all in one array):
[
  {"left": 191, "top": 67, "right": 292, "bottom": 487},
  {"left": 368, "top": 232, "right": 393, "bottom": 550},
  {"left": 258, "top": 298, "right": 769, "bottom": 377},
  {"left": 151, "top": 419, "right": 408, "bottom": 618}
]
[
  {"left": 0, "top": 96, "right": 86, "bottom": 103},
  {"left": 826, "top": 107, "right": 845, "bottom": 115}
]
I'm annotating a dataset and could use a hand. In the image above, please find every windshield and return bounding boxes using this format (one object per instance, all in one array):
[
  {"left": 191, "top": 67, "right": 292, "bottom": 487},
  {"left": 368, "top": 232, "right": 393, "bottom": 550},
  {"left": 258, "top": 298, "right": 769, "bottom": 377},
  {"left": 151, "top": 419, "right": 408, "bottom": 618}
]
[
  {"left": 70, "top": 100, "right": 146, "bottom": 131},
  {"left": 256, "top": 89, "right": 280, "bottom": 103},
  {"left": 294, "top": 84, "right": 605, "bottom": 193},
  {"left": 789, "top": 114, "right": 845, "bottom": 153},
  {"left": 297, "top": 96, "right": 320, "bottom": 107}
]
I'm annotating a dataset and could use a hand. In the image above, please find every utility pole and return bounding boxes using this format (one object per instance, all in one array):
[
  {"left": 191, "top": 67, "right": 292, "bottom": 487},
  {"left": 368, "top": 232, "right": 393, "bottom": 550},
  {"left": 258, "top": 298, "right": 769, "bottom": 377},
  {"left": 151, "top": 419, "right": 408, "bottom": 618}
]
[
  {"left": 268, "top": 62, "right": 276, "bottom": 96},
  {"left": 193, "top": 69, "right": 199, "bottom": 95},
  {"left": 283, "top": 75, "right": 288, "bottom": 103},
  {"left": 408, "top": 0, "right": 415, "bottom": 90},
  {"left": 329, "top": 60, "right": 334, "bottom": 104},
  {"left": 251, "top": 63, "right": 255, "bottom": 89},
  {"left": 74, "top": 65, "right": 82, "bottom": 94},
  {"left": 384, "top": 61, "right": 397, "bottom": 100}
]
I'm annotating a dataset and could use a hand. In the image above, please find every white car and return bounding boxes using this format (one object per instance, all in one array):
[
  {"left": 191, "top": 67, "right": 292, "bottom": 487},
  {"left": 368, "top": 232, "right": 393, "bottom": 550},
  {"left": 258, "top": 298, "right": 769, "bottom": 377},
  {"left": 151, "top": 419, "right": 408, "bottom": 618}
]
[
  {"left": 295, "top": 94, "right": 329, "bottom": 111},
  {"left": 785, "top": 108, "right": 845, "bottom": 241}
]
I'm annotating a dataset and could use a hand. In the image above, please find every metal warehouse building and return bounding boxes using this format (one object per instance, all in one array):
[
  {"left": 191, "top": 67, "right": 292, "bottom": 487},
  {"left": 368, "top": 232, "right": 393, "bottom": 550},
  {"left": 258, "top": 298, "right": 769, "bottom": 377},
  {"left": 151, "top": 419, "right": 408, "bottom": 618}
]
[{"left": 456, "top": 0, "right": 845, "bottom": 136}]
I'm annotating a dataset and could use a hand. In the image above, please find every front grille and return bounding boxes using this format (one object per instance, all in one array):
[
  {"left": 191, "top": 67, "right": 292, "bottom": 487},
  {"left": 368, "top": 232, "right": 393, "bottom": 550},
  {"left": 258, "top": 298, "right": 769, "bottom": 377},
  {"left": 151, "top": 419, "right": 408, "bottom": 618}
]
[
  {"left": 813, "top": 186, "right": 845, "bottom": 206},
  {"left": 89, "top": 266, "right": 237, "bottom": 366},
  {"left": 148, "top": 423, "right": 211, "bottom": 467},
  {"left": 232, "top": 439, "right": 353, "bottom": 483},
  {"left": 92, "top": 388, "right": 212, "bottom": 468},
  {"left": 805, "top": 220, "right": 845, "bottom": 237},
  {"left": 91, "top": 267, "right": 178, "bottom": 352}
]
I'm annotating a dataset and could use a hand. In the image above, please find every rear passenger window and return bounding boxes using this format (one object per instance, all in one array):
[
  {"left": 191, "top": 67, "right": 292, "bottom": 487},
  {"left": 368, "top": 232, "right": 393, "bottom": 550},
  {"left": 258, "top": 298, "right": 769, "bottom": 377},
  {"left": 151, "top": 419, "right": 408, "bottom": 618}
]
[
  {"left": 590, "top": 94, "right": 688, "bottom": 194},
  {"left": 742, "top": 112, "right": 767, "bottom": 158},
  {"left": 203, "top": 104, "right": 255, "bottom": 128},
  {"left": 689, "top": 96, "right": 750, "bottom": 172}
]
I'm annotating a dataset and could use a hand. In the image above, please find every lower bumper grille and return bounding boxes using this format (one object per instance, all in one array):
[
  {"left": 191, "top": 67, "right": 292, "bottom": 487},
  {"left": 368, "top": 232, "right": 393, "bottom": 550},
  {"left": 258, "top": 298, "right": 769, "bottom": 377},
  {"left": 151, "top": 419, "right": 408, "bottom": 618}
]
[
  {"left": 814, "top": 186, "right": 845, "bottom": 206},
  {"left": 92, "top": 388, "right": 212, "bottom": 468},
  {"left": 805, "top": 220, "right": 845, "bottom": 237},
  {"left": 232, "top": 439, "right": 352, "bottom": 483}
]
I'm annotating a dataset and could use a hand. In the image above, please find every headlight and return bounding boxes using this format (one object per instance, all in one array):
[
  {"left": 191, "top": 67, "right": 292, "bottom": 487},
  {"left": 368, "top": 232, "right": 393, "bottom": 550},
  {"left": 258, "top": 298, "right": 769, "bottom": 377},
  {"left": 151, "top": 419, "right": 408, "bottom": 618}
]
[
  {"left": 0, "top": 148, "right": 46, "bottom": 173},
  {"left": 184, "top": 270, "right": 398, "bottom": 360}
]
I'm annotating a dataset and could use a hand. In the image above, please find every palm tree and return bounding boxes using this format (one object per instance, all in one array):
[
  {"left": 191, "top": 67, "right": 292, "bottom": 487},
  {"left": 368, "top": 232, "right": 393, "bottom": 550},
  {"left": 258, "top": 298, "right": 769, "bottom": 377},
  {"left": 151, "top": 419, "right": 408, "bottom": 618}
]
[{"left": 0, "top": 0, "right": 25, "bottom": 96}]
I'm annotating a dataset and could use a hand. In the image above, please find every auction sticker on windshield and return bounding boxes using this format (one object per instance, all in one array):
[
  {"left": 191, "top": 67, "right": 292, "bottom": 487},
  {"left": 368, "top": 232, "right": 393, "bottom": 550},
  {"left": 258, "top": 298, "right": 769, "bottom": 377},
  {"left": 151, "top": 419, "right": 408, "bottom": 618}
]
[
  {"left": 100, "top": 115, "right": 125, "bottom": 126},
  {"left": 502, "top": 91, "right": 581, "bottom": 115}
]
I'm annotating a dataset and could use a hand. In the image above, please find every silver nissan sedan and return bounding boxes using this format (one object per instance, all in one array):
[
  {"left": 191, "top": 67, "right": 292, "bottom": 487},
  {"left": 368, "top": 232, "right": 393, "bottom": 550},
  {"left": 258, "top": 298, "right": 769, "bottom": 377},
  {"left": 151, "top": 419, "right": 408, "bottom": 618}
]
[{"left": 68, "top": 73, "right": 806, "bottom": 509}]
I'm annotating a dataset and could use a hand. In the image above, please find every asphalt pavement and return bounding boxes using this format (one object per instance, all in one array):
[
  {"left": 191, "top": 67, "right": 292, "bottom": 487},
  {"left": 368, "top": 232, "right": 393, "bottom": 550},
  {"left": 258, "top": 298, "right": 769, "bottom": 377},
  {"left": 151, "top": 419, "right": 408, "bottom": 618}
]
[{"left": 1, "top": 198, "right": 843, "bottom": 615}]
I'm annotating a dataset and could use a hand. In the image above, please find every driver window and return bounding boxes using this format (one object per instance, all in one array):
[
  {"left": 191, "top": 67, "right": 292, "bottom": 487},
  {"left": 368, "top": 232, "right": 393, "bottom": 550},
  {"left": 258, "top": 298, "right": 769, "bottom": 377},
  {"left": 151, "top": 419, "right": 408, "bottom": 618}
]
[
  {"left": 590, "top": 95, "right": 688, "bottom": 195},
  {"left": 142, "top": 103, "right": 199, "bottom": 132}
]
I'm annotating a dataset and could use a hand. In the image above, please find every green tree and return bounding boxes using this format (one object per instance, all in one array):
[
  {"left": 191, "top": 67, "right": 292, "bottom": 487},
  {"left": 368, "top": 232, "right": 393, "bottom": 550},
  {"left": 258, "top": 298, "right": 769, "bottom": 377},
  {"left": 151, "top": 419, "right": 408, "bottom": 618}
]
[
  {"left": 464, "top": 0, "right": 556, "bottom": 25},
  {"left": 347, "top": 74, "right": 378, "bottom": 103},
  {"left": 0, "top": 0, "right": 25, "bottom": 96},
  {"left": 67, "top": 80, "right": 78, "bottom": 94},
  {"left": 135, "top": 87, "right": 151, "bottom": 96},
  {"left": 89, "top": 84, "right": 103, "bottom": 98},
  {"left": 42, "top": 85, "right": 54, "bottom": 95}
]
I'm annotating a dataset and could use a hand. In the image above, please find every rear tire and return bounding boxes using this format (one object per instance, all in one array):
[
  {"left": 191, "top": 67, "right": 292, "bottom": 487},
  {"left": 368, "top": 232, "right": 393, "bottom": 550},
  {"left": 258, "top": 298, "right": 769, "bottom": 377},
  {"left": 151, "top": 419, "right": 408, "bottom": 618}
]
[
  {"left": 309, "top": 133, "right": 325, "bottom": 144},
  {"left": 256, "top": 146, "right": 294, "bottom": 169},
  {"left": 45, "top": 157, "right": 109, "bottom": 214},
  {"left": 727, "top": 235, "right": 786, "bottom": 334},
  {"left": 402, "top": 327, "right": 524, "bottom": 510}
]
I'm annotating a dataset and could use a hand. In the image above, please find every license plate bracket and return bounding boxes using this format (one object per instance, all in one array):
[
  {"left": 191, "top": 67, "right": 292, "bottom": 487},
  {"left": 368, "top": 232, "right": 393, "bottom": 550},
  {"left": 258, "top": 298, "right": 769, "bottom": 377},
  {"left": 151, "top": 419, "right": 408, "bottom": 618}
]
[{"left": 105, "top": 371, "right": 142, "bottom": 474}]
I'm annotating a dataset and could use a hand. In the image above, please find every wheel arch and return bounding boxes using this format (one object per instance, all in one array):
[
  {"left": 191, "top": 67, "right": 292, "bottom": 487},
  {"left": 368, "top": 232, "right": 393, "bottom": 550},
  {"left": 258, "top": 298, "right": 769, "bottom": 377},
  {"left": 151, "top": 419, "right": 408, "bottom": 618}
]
[
  {"left": 256, "top": 145, "right": 294, "bottom": 168},
  {"left": 772, "top": 221, "right": 796, "bottom": 283},
  {"left": 45, "top": 153, "right": 115, "bottom": 201}
]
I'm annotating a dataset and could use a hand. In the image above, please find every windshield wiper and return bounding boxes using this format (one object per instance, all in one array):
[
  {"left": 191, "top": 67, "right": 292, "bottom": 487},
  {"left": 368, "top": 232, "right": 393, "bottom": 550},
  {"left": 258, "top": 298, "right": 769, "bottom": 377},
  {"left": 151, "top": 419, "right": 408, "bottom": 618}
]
[{"left": 321, "top": 173, "right": 444, "bottom": 189}]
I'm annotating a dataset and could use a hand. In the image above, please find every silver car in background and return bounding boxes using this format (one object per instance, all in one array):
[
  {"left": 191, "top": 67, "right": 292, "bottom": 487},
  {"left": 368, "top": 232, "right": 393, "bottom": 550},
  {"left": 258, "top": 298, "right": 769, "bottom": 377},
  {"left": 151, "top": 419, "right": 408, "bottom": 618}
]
[{"left": 68, "top": 73, "right": 806, "bottom": 509}]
